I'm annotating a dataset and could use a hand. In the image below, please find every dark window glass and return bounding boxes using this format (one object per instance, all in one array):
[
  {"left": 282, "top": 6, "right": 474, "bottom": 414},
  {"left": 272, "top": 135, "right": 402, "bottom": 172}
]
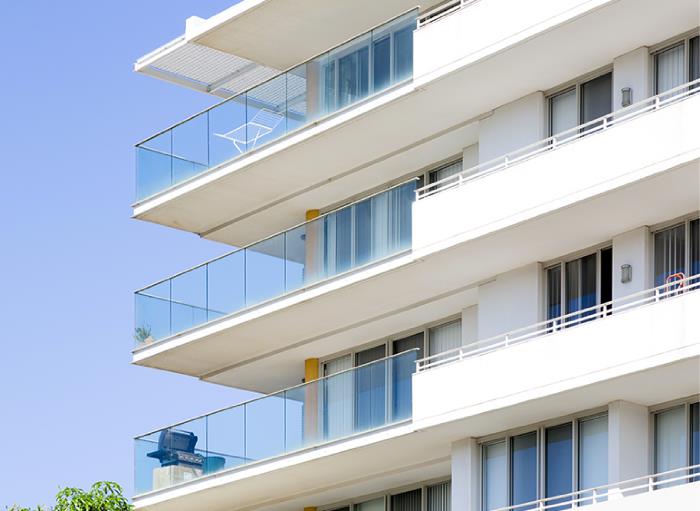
[
  {"left": 581, "top": 73, "right": 612, "bottom": 125},
  {"left": 690, "top": 219, "right": 699, "bottom": 277},
  {"left": 565, "top": 253, "right": 597, "bottom": 321},
  {"left": 600, "top": 247, "right": 613, "bottom": 313},
  {"left": 690, "top": 36, "right": 699, "bottom": 83},
  {"left": 394, "top": 25, "right": 413, "bottom": 82},
  {"left": 393, "top": 332, "right": 424, "bottom": 358},
  {"left": 691, "top": 402, "right": 699, "bottom": 467},
  {"left": 391, "top": 489, "right": 422, "bottom": 511},
  {"left": 373, "top": 36, "right": 391, "bottom": 92},
  {"left": 546, "top": 423, "right": 573, "bottom": 509},
  {"left": 547, "top": 265, "right": 562, "bottom": 321},
  {"left": 654, "top": 224, "right": 686, "bottom": 286},
  {"left": 511, "top": 432, "right": 538, "bottom": 507},
  {"left": 392, "top": 333, "right": 423, "bottom": 420}
]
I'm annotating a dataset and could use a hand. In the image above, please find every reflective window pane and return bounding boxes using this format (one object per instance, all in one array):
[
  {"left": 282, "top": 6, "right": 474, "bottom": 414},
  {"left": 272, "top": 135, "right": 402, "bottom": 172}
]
[
  {"left": 545, "top": 423, "right": 573, "bottom": 508},
  {"left": 655, "top": 406, "right": 686, "bottom": 486},
  {"left": 580, "top": 73, "right": 612, "bottom": 125},
  {"left": 579, "top": 415, "right": 608, "bottom": 491},
  {"left": 511, "top": 432, "right": 538, "bottom": 506},
  {"left": 483, "top": 441, "right": 507, "bottom": 510},
  {"left": 550, "top": 89, "right": 577, "bottom": 136},
  {"left": 654, "top": 223, "right": 686, "bottom": 286},
  {"left": 656, "top": 44, "right": 685, "bottom": 94}
]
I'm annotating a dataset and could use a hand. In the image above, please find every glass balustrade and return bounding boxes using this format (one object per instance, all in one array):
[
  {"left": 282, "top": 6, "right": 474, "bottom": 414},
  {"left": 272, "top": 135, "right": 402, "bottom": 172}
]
[
  {"left": 134, "top": 350, "right": 417, "bottom": 494},
  {"left": 135, "top": 11, "right": 417, "bottom": 200},
  {"left": 134, "top": 180, "right": 415, "bottom": 345}
]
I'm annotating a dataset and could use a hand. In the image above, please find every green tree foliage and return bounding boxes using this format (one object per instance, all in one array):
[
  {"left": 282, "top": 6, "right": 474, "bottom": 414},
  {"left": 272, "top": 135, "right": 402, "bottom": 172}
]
[{"left": 7, "top": 482, "right": 131, "bottom": 511}]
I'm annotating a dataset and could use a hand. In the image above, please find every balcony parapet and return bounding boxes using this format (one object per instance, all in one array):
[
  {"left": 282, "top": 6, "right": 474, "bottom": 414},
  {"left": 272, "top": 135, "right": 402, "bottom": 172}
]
[{"left": 134, "top": 349, "right": 417, "bottom": 495}]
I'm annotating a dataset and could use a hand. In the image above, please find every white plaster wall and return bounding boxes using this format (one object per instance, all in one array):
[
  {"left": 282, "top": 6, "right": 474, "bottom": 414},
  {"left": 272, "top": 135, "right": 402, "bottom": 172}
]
[
  {"left": 612, "top": 227, "right": 652, "bottom": 300},
  {"left": 477, "top": 264, "right": 541, "bottom": 339},
  {"left": 413, "top": 91, "right": 700, "bottom": 251},
  {"left": 586, "top": 482, "right": 700, "bottom": 510},
  {"left": 608, "top": 401, "right": 650, "bottom": 483},
  {"left": 613, "top": 47, "right": 651, "bottom": 110},
  {"left": 413, "top": 0, "right": 613, "bottom": 79},
  {"left": 462, "top": 305, "right": 478, "bottom": 344},
  {"left": 414, "top": 289, "right": 700, "bottom": 421},
  {"left": 478, "top": 93, "right": 546, "bottom": 163},
  {"left": 451, "top": 438, "right": 479, "bottom": 511},
  {"left": 462, "top": 144, "right": 479, "bottom": 176}
]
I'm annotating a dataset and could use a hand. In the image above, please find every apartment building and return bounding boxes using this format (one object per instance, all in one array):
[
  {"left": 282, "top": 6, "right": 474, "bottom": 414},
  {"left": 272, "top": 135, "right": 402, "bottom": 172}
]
[{"left": 131, "top": 1, "right": 700, "bottom": 510}]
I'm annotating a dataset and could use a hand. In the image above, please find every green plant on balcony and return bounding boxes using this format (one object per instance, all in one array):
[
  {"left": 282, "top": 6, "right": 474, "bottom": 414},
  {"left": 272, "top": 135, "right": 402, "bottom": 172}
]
[{"left": 133, "top": 324, "right": 152, "bottom": 344}]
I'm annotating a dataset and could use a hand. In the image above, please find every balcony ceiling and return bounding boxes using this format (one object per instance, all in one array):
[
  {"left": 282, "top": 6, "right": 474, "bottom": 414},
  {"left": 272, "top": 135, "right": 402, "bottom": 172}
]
[{"left": 135, "top": 0, "right": 442, "bottom": 97}]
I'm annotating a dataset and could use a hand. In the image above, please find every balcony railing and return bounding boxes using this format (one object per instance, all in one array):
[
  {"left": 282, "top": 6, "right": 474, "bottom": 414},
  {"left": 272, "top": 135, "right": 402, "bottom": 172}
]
[
  {"left": 134, "top": 180, "right": 415, "bottom": 345},
  {"left": 493, "top": 464, "right": 700, "bottom": 510},
  {"left": 134, "top": 349, "right": 417, "bottom": 495},
  {"left": 134, "top": 10, "right": 417, "bottom": 201},
  {"left": 417, "top": 274, "right": 700, "bottom": 372},
  {"left": 416, "top": 78, "right": 700, "bottom": 200}
]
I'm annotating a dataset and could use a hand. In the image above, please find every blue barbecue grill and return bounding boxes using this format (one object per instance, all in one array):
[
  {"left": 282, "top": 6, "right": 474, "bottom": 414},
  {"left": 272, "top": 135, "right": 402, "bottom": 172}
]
[{"left": 147, "top": 429, "right": 204, "bottom": 468}]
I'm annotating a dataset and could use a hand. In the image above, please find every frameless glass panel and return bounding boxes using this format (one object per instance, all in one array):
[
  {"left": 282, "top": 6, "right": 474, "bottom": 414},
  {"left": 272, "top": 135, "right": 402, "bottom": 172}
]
[
  {"left": 428, "top": 481, "right": 451, "bottom": 511},
  {"left": 550, "top": 89, "right": 577, "bottom": 136},
  {"left": 210, "top": 94, "right": 248, "bottom": 166},
  {"left": 656, "top": 44, "right": 685, "bottom": 94},
  {"left": 245, "top": 233, "right": 285, "bottom": 306},
  {"left": 355, "top": 497, "right": 385, "bottom": 511},
  {"left": 483, "top": 441, "right": 507, "bottom": 511},
  {"left": 287, "top": 63, "right": 310, "bottom": 128},
  {"left": 545, "top": 423, "right": 573, "bottom": 509},
  {"left": 354, "top": 199, "right": 373, "bottom": 267},
  {"left": 511, "top": 432, "right": 538, "bottom": 508},
  {"left": 330, "top": 33, "right": 370, "bottom": 109},
  {"left": 284, "top": 224, "right": 307, "bottom": 291},
  {"left": 654, "top": 223, "right": 686, "bottom": 286},
  {"left": 135, "top": 280, "right": 171, "bottom": 342},
  {"left": 372, "top": 29, "right": 391, "bottom": 92},
  {"left": 170, "top": 266, "right": 208, "bottom": 334},
  {"left": 285, "top": 381, "right": 319, "bottom": 451},
  {"left": 565, "top": 253, "right": 597, "bottom": 322},
  {"left": 579, "top": 415, "right": 608, "bottom": 495},
  {"left": 393, "top": 13, "right": 415, "bottom": 83},
  {"left": 171, "top": 112, "right": 209, "bottom": 185},
  {"left": 246, "top": 74, "right": 288, "bottom": 152},
  {"left": 355, "top": 345, "right": 387, "bottom": 431},
  {"left": 390, "top": 347, "right": 417, "bottom": 421},
  {"left": 392, "top": 489, "right": 421, "bottom": 511},
  {"left": 245, "top": 393, "right": 285, "bottom": 462},
  {"left": 655, "top": 406, "right": 686, "bottom": 486},
  {"left": 136, "top": 131, "right": 173, "bottom": 200},
  {"left": 323, "top": 355, "right": 353, "bottom": 440},
  {"left": 207, "top": 250, "right": 245, "bottom": 321},
  {"left": 580, "top": 73, "right": 612, "bottom": 126},
  {"left": 206, "top": 405, "right": 246, "bottom": 473},
  {"left": 547, "top": 265, "right": 562, "bottom": 322}
]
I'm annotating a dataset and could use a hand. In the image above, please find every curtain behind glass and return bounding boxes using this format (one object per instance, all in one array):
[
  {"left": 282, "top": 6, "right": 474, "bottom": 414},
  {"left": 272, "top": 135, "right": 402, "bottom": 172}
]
[
  {"left": 690, "top": 220, "right": 699, "bottom": 277},
  {"left": 565, "top": 254, "right": 597, "bottom": 321},
  {"left": 511, "top": 432, "right": 538, "bottom": 507},
  {"left": 654, "top": 224, "right": 686, "bottom": 286},
  {"left": 691, "top": 37, "right": 700, "bottom": 86},
  {"left": 355, "top": 345, "right": 387, "bottom": 431},
  {"left": 580, "top": 73, "right": 612, "bottom": 125},
  {"left": 579, "top": 415, "right": 608, "bottom": 492},
  {"left": 355, "top": 497, "right": 385, "bottom": 511},
  {"left": 655, "top": 406, "right": 686, "bottom": 486},
  {"left": 547, "top": 265, "right": 562, "bottom": 321},
  {"left": 428, "top": 481, "right": 451, "bottom": 511},
  {"left": 391, "top": 489, "right": 421, "bottom": 511},
  {"left": 483, "top": 441, "right": 507, "bottom": 511},
  {"left": 550, "top": 89, "right": 577, "bottom": 136},
  {"left": 429, "top": 320, "right": 462, "bottom": 357},
  {"left": 323, "top": 355, "right": 353, "bottom": 440},
  {"left": 429, "top": 160, "right": 464, "bottom": 184},
  {"left": 656, "top": 44, "right": 685, "bottom": 94},
  {"left": 545, "top": 424, "right": 573, "bottom": 509}
]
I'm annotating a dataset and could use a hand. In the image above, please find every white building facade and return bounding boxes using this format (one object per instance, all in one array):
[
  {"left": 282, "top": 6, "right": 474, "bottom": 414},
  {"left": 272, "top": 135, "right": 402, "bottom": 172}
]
[{"left": 131, "top": 1, "right": 700, "bottom": 510}]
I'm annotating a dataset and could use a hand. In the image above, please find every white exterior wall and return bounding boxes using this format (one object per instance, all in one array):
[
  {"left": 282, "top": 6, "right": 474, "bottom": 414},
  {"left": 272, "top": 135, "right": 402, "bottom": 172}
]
[
  {"left": 477, "top": 264, "right": 541, "bottom": 339},
  {"left": 451, "top": 438, "right": 479, "bottom": 511},
  {"left": 462, "top": 144, "right": 479, "bottom": 175},
  {"left": 478, "top": 92, "right": 546, "bottom": 163},
  {"left": 613, "top": 47, "right": 651, "bottom": 110},
  {"left": 612, "top": 227, "right": 652, "bottom": 300},
  {"left": 608, "top": 400, "right": 650, "bottom": 483},
  {"left": 462, "top": 305, "right": 478, "bottom": 344}
]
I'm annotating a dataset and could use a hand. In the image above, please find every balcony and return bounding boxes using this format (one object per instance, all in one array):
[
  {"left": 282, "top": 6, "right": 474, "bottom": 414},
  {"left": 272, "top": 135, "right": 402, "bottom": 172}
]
[
  {"left": 413, "top": 276, "right": 700, "bottom": 426},
  {"left": 134, "top": 350, "right": 417, "bottom": 495},
  {"left": 134, "top": 180, "right": 414, "bottom": 345},
  {"left": 493, "top": 465, "right": 700, "bottom": 510},
  {"left": 135, "top": 11, "right": 416, "bottom": 201}
]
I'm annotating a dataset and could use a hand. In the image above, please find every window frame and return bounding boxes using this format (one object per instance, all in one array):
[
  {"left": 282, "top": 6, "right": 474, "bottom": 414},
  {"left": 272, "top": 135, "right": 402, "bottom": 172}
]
[
  {"left": 651, "top": 30, "right": 700, "bottom": 95},
  {"left": 545, "top": 66, "right": 614, "bottom": 137},
  {"left": 478, "top": 408, "right": 608, "bottom": 510},
  {"left": 543, "top": 243, "right": 613, "bottom": 322},
  {"left": 651, "top": 214, "right": 700, "bottom": 284},
  {"left": 649, "top": 395, "right": 700, "bottom": 474}
]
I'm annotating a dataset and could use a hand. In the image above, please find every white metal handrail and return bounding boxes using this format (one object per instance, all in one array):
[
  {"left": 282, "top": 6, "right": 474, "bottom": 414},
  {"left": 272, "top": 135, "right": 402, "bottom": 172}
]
[
  {"left": 492, "top": 464, "right": 700, "bottom": 511},
  {"left": 416, "top": 78, "right": 700, "bottom": 199},
  {"left": 417, "top": 0, "right": 479, "bottom": 28},
  {"left": 416, "top": 274, "right": 700, "bottom": 372}
]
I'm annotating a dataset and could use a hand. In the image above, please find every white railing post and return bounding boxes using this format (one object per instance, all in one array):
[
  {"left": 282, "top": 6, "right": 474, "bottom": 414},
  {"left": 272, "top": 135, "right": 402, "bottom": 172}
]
[
  {"left": 504, "top": 155, "right": 509, "bottom": 168},
  {"left": 602, "top": 117, "right": 608, "bottom": 130},
  {"left": 655, "top": 96, "right": 660, "bottom": 109},
  {"left": 648, "top": 475, "right": 654, "bottom": 493},
  {"left": 655, "top": 288, "right": 660, "bottom": 302},
  {"left": 551, "top": 136, "right": 557, "bottom": 149}
]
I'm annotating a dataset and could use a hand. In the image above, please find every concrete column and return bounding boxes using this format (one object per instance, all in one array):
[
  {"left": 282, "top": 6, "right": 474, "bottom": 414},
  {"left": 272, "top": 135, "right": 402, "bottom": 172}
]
[
  {"left": 612, "top": 227, "right": 652, "bottom": 300},
  {"left": 608, "top": 400, "right": 650, "bottom": 484},
  {"left": 451, "top": 438, "right": 479, "bottom": 511},
  {"left": 613, "top": 47, "right": 651, "bottom": 109}
]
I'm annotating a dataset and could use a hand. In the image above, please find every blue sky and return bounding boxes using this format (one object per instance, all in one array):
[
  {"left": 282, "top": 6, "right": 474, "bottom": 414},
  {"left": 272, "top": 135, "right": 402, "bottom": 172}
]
[{"left": 0, "top": 1, "right": 256, "bottom": 505}]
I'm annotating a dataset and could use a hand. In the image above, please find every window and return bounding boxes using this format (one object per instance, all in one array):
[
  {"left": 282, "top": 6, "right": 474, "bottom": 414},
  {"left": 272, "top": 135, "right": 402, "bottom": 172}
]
[
  {"left": 655, "top": 35, "right": 700, "bottom": 94},
  {"left": 653, "top": 218, "right": 699, "bottom": 286},
  {"left": 427, "top": 481, "right": 451, "bottom": 511},
  {"left": 428, "top": 160, "right": 463, "bottom": 185},
  {"left": 355, "top": 497, "right": 385, "bottom": 511},
  {"left": 391, "top": 489, "right": 421, "bottom": 511},
  {"left": 546, "top": 247, "right": 613, "bottom": 324},
  {"left": 548, "top": 72, "right": 612, "bottom": 136},
  {"left": 481, "top": 414, "right": 608, "bottom": 510},
  {"left": 323, "top": 481, "right": 451, "bottom": 511},
  {"left": 653, "top": 401, "right": 700, "bottom": 486},
  {"left": 428, "top": 320, "right": 462, "bottom": 357}
]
